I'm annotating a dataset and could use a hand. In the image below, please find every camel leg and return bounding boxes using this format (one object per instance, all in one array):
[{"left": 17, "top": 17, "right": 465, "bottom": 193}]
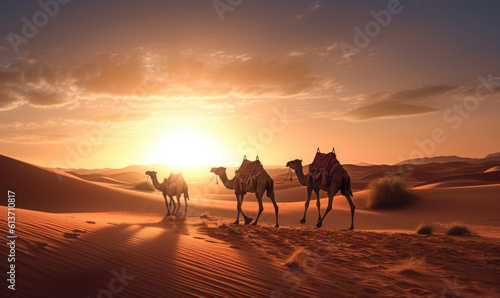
[
  {"left": 316, "top": 183, "right": 341, "bottom": 228},
  {"left": 233, "top": 194, "right": 241, "bottom": 224},
  {"left": 183, "top": 193, "right": 188, "bottom": 219},
  {"left": 169, "top": 195, "right": 176, "bottom": 215},
  {"left": 175, "top": 196, "right": 181, "bottom": 215},
  {"left": 251, "top": 192, "right": 264, "bottom": 226},
  {"left": 315, "top": 189, "right": 322, "bottom": 222},
  {"left": 240, "top": 194, "right": 253, "bottom": 225},
  {"left": 163, "top": 193, "right": 171, "bottom": 215},
  {"left": 267, "top": 191, "right": 279, "bottom": 228},
  {"left": 346, "top": 195, "right": 355, "bottom": 230},
  {"left": 300, "top": 187, "right": 313, "bottom": 224}
]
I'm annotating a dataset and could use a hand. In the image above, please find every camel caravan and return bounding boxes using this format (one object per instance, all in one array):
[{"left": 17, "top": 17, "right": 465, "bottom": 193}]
[{"left": 146, "top": 148, "right": 355, "bottom": 229}]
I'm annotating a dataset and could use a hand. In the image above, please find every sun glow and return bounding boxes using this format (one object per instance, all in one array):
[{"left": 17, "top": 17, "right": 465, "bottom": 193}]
[{"left": 145, "top": 128, "right": 226, "bottom": 167}]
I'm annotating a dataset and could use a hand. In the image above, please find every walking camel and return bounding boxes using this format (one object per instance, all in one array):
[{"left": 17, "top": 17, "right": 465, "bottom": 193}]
[
  {"left": 286, "top": 151, "right": 355, "bottom": 229},
  {"left": 145, "top": 171, "right": 172, "bottom": 215},
  {"left": 145, "top": 171, "right": 190, "bottom": 218},
  {"left": 210, "top": 164, "right": 279, "bottom": 227}
]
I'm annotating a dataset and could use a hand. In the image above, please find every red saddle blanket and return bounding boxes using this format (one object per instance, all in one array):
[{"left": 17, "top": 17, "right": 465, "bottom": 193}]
[
  {"left": 235, "top": 157, "right": 265, "bottom": 193},
  {"left": 310, "top": 152, "right": 338, "bottom": 171},
  {"left": 237, "top": 159, "right": 264, "bottom": 178}
]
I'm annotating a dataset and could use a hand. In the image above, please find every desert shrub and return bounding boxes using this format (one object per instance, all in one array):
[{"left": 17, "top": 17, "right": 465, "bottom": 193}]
[
  {"left": 391, "top": 256, "right": 427, "bottom": 275},
  {"left": 367, "top": 177, "right": 414, "bottom": 209},
  {"left": 446, "top": 222, "right": 471, "bottom": 236},
  {"left": 416, "top": 223, "right": 433, "bottom": 235},
  {"left": 134, "top": 182, "right": 155, "bottom": 192}
]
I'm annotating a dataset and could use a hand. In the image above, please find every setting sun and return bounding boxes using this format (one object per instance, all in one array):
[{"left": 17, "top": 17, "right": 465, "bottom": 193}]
[{"left": 145, "top": 128, "right": 226, "bottom": 167}]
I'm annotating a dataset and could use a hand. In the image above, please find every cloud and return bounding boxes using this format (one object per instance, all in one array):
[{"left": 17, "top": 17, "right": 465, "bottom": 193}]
[
  {"left": 211, "top": 58, "right": 320, "bottom": 96},
  {"left": 310, "top": 1, "right": 322, "bottom": 12},
  {"left": 0, "top": 90, "right": 21, "bottom": 110},
  {"left": 366, "top": 85, "right": 458, "bottom": 102},
  {"left": 347, "top": 101, "right": 437, "bottom": 120},
  {"left": 73, "top": 53, "right": 143, "bottom": 96},
  {"left": 77, "top": 112, "right": 152, "bottom": 123},
  {"left": 296, "top": 1, "right": 323, "bottom": 19},
  {"left": 0, "top": 50, "right": 328, "bottom": 111},
  {"left": 0, "top": 57, "right": 71, "bottom": 111},
  {"left": 344, "top": 85, "right": 467, "bottom": 120},
  {"left": 286, "top": 42, "right": 339, "bottom": 59},
  {"left": 25, "top": 90, "right": 66, "bottom": 106},
  {"left": 0, "top": 133, "right": 74, "bottom": 143}
]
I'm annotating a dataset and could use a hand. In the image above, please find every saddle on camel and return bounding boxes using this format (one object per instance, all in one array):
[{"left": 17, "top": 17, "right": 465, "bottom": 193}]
[
  {"left": 235, "top": 156, "right": 266, "bottom": 193},
  {"left": 308, "top": 148, "right": 352, "bottom": 196}
]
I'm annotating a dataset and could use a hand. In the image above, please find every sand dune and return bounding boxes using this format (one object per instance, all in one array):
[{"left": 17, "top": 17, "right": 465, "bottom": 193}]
[
  {"left": 1, "top": 154, "right": 500, "bottom": 297},
  {"left": 0, "top": 155, "right": 162, "bottom": 213},
  {"left": 1, "top": 207, "right": 499, "bottom": 297}
]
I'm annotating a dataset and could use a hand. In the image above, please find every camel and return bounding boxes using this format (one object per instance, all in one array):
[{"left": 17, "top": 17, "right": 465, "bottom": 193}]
[
  {"left": 286, "top": 159, "right": 355, "bottom": 230},
  {"left": 145, "top": 171, "right": 190, "bottom": 218},
  {"left": 210, "top": 166, "right": 279, "bottom": 227},
  {"left": 165, "top": 172, "right": 190, "bottom": 218},
  {"left": 145, "top": 171, "right": 173, "bottom": 215}
]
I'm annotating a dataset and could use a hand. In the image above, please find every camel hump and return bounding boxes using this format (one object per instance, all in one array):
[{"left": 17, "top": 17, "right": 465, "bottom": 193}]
[{"left": 168, "top": 172, "right": 183, "bottom": 181}]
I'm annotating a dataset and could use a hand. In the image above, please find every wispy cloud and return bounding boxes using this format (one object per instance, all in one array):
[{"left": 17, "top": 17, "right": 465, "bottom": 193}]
[
  {"left": 343, "top": 85, "right": 482, "bottom": 120},
  {"left": 0, "top": 133, "right": 75, "bottom": 144},
  {"left": 346, "top": 101, "right": 437, "bottom": 120}
]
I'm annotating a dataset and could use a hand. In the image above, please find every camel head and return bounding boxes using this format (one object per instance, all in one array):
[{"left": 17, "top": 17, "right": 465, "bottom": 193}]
[
  {"left": 145, "top": 171, "right": 157, "bottom": 177},
  {"left": 286, "top": 159, "right": 302, "bottom": 170},
  {"left": 210, "top": 167, "right": 226, "bottom": 176}
]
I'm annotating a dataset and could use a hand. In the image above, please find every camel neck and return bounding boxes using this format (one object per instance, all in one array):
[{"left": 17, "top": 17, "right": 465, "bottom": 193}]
[
  {"left": 150, "top": 175, "right": 164, "bottom": 191},
  {"left": 293, "top": 166, "right": 308, "bottom": 186},
  {"left": 219, "top": 171, "right": 234, "bottom": 189}
]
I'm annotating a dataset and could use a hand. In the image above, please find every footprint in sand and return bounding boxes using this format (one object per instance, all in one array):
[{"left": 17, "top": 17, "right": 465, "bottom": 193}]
[
  {"left": 29, "top": 242, "right": 48, "bottom": 250},
  {"left": 72, "top": 229, "right": 87, "bottom": 233},
  {"left": 86, "top": 221, "right": 96, "bottom": 224},
  {"left": 229, "top": 245, "right": 241, "bottom": 250},
  {"left": 408, "top": 288, "right": 428, "bottom": 295},
  {"left": 193, "top": 236, "right": 204, "bottom": 240},
  {"left": 363, "top": 288, "right": 379, "bottom": 294},
  {"left": 205, "top": 240, "right": 218, "bottom": 243},
  {"left": 63, "top": 233, "right": 80, "bottom": 239}
]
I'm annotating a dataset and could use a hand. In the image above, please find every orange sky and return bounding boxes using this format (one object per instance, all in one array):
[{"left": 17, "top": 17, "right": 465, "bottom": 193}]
[{"left": 1, "top": 1, "right": 500, "bottom": 169}]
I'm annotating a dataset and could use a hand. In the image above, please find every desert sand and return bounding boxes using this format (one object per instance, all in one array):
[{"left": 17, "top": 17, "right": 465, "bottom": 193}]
[{"left": 1, "top": 154, "right": 499, "bottom": 297}]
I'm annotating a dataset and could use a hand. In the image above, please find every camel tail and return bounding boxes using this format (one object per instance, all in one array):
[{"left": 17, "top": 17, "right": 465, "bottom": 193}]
[
  {"left": 267, "top": 179, "right": 275, "bottom": 198},
  {"left": 341, "top": 172, "right": 353, "bottom": 198},
  {"left": 185, "top": 188, "right": 190, "bottom": 201}
]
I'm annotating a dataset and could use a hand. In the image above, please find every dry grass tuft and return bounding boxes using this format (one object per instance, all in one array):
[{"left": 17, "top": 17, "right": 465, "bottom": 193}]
[
  {"left": 391, "top": 256, "right": 427, "bottom": 275},
  {"left": 416, "top": 223, "right": 433, "bottom": 235},
  {"left": 446, "top": 222, "right": 471, "bottom": 236},
  {"left": 134, "top": 182, "right": 155, "bottom": 191},
  {"left": 367, "top": 177, "right": 414, "bottom": 209}
]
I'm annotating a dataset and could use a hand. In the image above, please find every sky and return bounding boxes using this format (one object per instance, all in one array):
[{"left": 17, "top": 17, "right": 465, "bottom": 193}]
[{"left": 0, "top": 0, "right": 499, "bottom": 169}]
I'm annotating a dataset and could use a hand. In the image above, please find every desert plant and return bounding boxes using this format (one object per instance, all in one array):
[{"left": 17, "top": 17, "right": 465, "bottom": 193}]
[
  {"left": 366, "top": 176, "right": 414, "bottom": 209},
  {"left": 446, "top": 222, "right": 471, "bottom": 236},
  {"left": 416, "top": 223, "right": 433, "bottom": 235},
  {"left": 391, "top": 256, "right": 427, "bottom": 275},
  {"left": 134, "top": 182, "right": 155, "bottom": 192}
]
